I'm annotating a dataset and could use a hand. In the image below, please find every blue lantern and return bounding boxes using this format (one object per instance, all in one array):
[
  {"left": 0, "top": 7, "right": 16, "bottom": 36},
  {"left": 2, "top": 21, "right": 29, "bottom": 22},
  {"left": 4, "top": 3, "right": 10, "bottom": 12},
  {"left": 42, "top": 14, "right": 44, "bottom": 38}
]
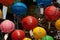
[
  {"left": 36, "top": 0, "right": 52, "bottom": 7},
  {"left": 11, "top": 2, "right": 27, "bottom": 16}
]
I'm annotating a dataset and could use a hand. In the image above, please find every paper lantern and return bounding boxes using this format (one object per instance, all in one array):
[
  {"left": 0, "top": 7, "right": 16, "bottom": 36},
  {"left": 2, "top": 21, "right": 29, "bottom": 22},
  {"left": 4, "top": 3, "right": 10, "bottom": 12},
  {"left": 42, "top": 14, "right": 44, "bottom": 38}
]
[
  {"left": 45, "top": 6, "right": 59, "bottom": 21},
  {"left": 0, "top": 20, "right": 15, "bottom": 33},
  {"left": 55, "top": 19, "right": 60, "bottom": 30},
  {"left": 0, "top": 0, "right": 14, "bottom": 6},
  {"left": 11, "top": 2, "right": 27, "bottom": 16},
  {"left": 0, "top": 10, "right": 2, "bottom": 19},
  {"left": 36, "top": 0, "right": 52, "bottom": 7},
  {"left": 22, "top": 16, "right": 38, "bottom": 30},
  {"left": 23, "top": 38, "right": 32, "bottom": 40},
  {"left": 42, "top": 35, "right": 54, "bottom": 40},
  {"left": 11, "top": 30, "right": 25, "bottom": 40},
  {"left": 33, "top": 27, "right": 46, "bottom": 39}
]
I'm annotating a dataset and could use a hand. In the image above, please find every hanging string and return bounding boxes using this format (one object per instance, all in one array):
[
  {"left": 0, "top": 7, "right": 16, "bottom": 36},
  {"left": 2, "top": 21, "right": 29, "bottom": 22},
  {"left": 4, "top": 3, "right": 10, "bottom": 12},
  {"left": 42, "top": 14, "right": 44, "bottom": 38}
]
[
  {"left": 48, "top": 22, "right": 51, "bottom": 30},
  {"left": 14, "top": 14, "right": 19, "bottom": 29},
  {"left": 16, "top": 17, "right": 19, "bottom": 29}
]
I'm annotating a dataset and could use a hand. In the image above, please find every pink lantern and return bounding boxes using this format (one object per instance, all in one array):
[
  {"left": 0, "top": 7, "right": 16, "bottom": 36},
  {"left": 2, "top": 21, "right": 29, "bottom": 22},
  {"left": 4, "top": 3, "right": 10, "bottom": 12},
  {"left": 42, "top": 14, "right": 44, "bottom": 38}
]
[{"left": 0, "top": 20, "right": 15, "bottom": 33}]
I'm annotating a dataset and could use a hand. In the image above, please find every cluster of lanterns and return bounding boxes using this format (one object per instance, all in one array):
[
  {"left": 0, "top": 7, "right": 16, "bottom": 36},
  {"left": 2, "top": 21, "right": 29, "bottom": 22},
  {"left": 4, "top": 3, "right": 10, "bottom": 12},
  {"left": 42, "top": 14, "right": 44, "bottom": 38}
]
[
  {"left": 0, "top": 17, "right": 54, "bottom": 40},
  {"left": 0, "top": 0, "right": 60, "bottom": 40}
]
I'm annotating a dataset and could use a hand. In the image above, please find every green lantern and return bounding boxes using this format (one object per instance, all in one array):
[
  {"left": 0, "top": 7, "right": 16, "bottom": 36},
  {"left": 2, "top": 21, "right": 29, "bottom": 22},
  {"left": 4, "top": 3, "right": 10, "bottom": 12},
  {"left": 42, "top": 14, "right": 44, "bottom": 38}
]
[{"left": 42, "top": 35, "right": 54, "bottom": 40}]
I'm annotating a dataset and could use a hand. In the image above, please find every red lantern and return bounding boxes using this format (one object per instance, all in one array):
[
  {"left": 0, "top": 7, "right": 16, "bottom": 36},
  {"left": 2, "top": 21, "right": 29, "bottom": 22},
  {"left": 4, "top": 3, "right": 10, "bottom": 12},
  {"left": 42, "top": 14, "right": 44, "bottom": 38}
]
[
  {"left": 0, "top": 0, "right": 2, "bottom": 3},
  {"left": 11, "top": 30, "right": 25, "bottom": 40},
  {"left": 45, "top": 6, "right": 59, "bottom": 21},
  {"left": 22, "top": 16, "right": 38, "bottom": 30},
  {"left": 0, "top": 0, "right": 14, "bottom": 6}
]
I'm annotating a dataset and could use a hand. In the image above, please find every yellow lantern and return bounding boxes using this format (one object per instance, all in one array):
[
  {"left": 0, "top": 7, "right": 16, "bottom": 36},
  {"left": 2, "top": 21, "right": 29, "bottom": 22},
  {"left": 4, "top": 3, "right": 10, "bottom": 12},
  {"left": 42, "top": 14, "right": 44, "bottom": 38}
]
[
  {"left": 33, "top": 27, "right": 46, "bottom": 39},
  {"left": 55, "top": 19, "right": 60, "bottom": 30},
  {"left": 23, "top": 38, "right": 32, "bottom": 40},
  {"left": 0, "top": 10, "right": 2, "bottom": 19}
]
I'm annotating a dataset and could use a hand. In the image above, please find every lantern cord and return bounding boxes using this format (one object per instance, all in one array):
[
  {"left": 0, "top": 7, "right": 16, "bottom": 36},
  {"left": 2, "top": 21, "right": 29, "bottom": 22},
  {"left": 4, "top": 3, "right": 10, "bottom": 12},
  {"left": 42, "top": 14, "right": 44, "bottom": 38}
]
[
  {"left": 14, "top": 14, "right": 19, "bottom": 29},
  {"left": 48, "top": 22, "right": 51, "bottom": 30}
]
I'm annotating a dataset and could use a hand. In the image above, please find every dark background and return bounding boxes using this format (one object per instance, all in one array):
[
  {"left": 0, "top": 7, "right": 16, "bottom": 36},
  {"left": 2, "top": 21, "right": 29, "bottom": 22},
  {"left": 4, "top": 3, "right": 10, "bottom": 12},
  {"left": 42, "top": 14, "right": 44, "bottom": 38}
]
[{"left": 0, "top": 0, "right": 60, "bottom": 40}]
